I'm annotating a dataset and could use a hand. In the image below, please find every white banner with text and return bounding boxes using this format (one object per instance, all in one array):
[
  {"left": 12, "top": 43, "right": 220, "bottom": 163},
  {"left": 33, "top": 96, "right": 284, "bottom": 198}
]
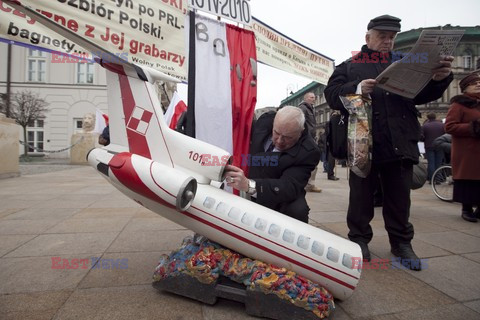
[
  {"left": 0, "top": 0, "right": 188, "bottom": 80},
  {"left": 251, "top": 17, "right": 334, "bottom": 85}
]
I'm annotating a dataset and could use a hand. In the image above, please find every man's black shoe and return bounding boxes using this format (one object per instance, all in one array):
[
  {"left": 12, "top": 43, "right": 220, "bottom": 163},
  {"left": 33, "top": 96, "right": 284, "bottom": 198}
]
[
  {"left": 462, "top": 210, "right": 478, "bottom": 222},
  {"left": 391, "top": 243, "right": 422, "bottom": 271},
  {"left": 356, "top": 241, "right": 371, "bottom": 262},
  {"left": 475, "top": 207, "right": 480, "bottom": 219},
  {"left": 328, "top": 176, "right": 339, "bottom": 181}
]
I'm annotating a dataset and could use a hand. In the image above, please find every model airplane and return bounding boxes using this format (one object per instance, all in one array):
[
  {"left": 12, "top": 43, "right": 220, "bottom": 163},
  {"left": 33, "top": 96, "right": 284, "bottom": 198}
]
[{"left": 6, "top": 0, "right": 362, "bottom": 300}]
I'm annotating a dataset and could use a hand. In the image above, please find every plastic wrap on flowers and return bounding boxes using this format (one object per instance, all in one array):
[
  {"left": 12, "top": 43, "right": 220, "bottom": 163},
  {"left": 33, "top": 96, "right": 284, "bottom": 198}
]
[
  {"left": 340, "top": 94, "right": 372, "bottom": 178},
  {"left": 153, "top": 236, "right": 335, "bottom": 319}
]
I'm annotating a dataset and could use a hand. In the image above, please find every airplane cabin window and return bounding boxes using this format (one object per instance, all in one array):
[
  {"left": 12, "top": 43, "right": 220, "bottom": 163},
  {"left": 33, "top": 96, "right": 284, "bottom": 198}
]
[
  {"left": 297, "top": 235, "right": 310, "bottom": 250},
  {"left": 228, "top": 207, "right": 241, "bottom": 220},
  {"left": 216, "top": 202, "right": 229, "bottom": 215},
  {"left": 268, "top": 224, "right": 281, "bottom": 237},
  {"left": 282, "top": 229, "right": 295, "bottom": 243},
  {"left": 327, "top": 247, "right": 340, "bottom": 263},
  {"left": 241, "top": 212, "right": 254, "bottom": 225},
  {"left": 311, "top": 241, "right": 325, "bottom": 256},
  {"left": 342, "top": 253, "right": 354, "bottom": 269},
  {"left": 203, "top": 197, "right": 215, "bottom": 209},
  {"left": 254, "top": 218, "right": 267, "bottom": 231}
]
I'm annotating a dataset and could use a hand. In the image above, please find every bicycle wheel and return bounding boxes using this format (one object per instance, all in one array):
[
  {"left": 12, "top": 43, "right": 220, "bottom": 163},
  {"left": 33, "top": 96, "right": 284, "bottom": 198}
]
[{"left": 431, "top": 165, "right": 453, "bottom": 202}]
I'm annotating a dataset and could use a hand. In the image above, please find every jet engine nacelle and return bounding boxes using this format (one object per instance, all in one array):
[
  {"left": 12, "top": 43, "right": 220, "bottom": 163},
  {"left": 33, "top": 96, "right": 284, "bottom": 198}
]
[
  {"left": 88, "top": 148, "right": 197, "bottom": 212},
  {"left": 165, "top": 129, "right": 232, "bottom": 184}
]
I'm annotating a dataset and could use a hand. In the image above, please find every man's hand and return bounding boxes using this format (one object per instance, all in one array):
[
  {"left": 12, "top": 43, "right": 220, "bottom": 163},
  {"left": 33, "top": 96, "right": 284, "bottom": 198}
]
[
  {"left": 360, "top": 79, "right": 377, "bottom": 95},
  {"left": 224, "top": 164, "right": 249, "bottom": 192},
  {"left": 432, "top": 55, "right": 454, "bottom": 81}
]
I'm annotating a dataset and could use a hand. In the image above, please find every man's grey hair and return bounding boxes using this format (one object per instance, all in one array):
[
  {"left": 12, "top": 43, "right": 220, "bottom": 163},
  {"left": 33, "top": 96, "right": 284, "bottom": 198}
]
[
  {"left": 303, "top": 92, "right": 315, "bottom": 100},
  {"left": 276, "top": 105, "right": 305, "bottom": 131}
]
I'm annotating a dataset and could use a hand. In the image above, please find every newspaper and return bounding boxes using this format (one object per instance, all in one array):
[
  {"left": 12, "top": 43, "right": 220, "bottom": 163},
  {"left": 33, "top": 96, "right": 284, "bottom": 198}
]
[{"left": 376, "top": 30, "right": 464, "bottom": 99}]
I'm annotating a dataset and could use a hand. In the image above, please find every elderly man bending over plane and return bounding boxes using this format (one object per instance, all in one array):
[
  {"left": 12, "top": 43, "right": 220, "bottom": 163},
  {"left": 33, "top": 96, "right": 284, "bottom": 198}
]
[{"left": 225, "top": 106, "right": 321, "bottom": 223}]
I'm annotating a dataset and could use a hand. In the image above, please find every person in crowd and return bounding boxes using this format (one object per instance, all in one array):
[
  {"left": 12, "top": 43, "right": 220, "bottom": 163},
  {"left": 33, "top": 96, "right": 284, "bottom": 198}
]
[
  {"left": 421, "top": 112, "right": 445, "bottom": 181},
  {"left": 319, "top": 127, "right": 329, "bottom": 173},
  {"left": 325, "top": 148, "right": 338, "bottom": 181},
  {"left": 445, "top": 72, "right": 480, "bottom": 222},
  {"left": 298, "top": 92, "right": 322, "bottom": 192},
  {"left": 324, "top": 116, "right": 339, "bottom": 181},
  {"left": 98, "top": 125, "right": 110, "bottom": 146},
  {"left": 432, "top": 133, "right": 451, "bottom": 165},
  {"left": 224, "top": 106, "right": 321, "bottom": 223},
  {"left": 317, "top": 126, "right": 327, "bottom": 168},
  {"left": 324, "top": 14, "right": 454, "bottom": 270}
]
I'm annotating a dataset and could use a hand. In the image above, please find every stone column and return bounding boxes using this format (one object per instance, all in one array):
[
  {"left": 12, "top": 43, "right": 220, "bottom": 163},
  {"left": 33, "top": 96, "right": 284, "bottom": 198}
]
[{"left": 0, "top": 114, "right": 20, "bottom": 178}]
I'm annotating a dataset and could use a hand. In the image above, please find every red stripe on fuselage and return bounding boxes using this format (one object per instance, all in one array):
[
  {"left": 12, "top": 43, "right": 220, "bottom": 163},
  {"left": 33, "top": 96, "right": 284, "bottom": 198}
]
[
  {"left": 118, "top": 74, "right": 152, "bottom": 159},
  {"left": 184, "top": 207, "right": 356, "bottom": 291}
]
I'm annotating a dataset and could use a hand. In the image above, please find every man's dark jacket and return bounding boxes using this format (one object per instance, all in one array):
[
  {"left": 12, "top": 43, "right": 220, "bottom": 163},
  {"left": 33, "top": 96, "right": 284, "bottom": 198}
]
[
  {"left": 421, "top": 120, "right": 445, "bottom": 149},
  {"left": 297, "top": 101, "right": 316, "bottom": 139},
  {"left": 324, "top": 45, "right": 453, "bottom": 164},
  {"left": 248, "top": 111, "right": 321, "bottom": 213}
]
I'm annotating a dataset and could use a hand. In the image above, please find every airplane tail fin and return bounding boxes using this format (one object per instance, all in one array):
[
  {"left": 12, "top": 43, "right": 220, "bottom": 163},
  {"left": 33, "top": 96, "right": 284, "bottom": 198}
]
[{"left": 6, "top": 1, "right": 231, "bottom": 181}]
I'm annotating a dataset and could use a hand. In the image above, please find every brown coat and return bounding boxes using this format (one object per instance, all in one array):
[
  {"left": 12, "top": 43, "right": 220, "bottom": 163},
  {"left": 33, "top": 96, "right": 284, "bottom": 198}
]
[{"left": 445, "top": 94, "right": 480, "bottom": 180}]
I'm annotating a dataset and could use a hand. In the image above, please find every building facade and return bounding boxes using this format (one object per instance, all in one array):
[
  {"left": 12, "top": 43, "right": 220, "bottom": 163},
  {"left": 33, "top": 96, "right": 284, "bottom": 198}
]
[{"left": 0, "top": 42, "right": 109, "bottom": 158}]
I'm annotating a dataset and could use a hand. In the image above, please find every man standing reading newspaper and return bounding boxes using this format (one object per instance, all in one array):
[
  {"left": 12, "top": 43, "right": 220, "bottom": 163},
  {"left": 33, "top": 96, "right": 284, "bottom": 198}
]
[{"left": 324, "top": 15, "right": 454, "bottom": 270}]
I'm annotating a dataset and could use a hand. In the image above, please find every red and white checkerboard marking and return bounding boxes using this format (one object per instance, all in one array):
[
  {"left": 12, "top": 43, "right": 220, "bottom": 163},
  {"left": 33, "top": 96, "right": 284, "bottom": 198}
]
[{"left": 127, "top": 106, "right": 153, "bottom": 135}]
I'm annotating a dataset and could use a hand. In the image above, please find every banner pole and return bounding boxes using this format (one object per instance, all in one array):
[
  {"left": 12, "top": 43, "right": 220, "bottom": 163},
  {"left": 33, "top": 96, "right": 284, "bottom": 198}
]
[{"left": 185, "top": 12, "right": 196, "bottom": 138}]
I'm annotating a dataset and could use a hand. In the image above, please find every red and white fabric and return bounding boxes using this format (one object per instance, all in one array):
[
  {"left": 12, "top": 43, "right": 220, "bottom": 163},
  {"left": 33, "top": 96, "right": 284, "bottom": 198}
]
[
  {"left": 94, "top": 108, "right": 109, "bottom": 134},
  {"left": 188, "top": 13, "right": 257, "bottom": 175},
  {"left": 164, "top": 91, "right": 187, "bottom": 130}
]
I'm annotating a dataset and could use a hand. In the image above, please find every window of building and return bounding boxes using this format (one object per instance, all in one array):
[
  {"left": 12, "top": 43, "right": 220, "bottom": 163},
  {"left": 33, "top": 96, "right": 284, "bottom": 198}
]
[
  {"left": 77, "top": 62, "right": 95, "bottom": 84},
  {"left": 73, "top": 118, "right": 83, "bottom": 133},
  {"left": 26, "top": 119, "right": 45, "bottom": 154},
  {"left": 463, "top": 56, "right": 472, "bottom": 70},
  {"left": 27, "top": 49, "right": 46, "bottom": 82}
]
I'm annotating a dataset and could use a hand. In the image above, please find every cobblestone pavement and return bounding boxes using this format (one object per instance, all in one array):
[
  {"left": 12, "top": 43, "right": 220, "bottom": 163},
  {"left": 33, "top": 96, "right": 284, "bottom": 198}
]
[{"left": 19, "top": 158, "right": 83, "bottom": 176}]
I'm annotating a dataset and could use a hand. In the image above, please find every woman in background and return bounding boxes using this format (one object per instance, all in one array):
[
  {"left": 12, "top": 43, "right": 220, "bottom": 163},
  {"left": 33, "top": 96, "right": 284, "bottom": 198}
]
[{"left": 445, "top": 72, "right": 480, "bottom": 222}]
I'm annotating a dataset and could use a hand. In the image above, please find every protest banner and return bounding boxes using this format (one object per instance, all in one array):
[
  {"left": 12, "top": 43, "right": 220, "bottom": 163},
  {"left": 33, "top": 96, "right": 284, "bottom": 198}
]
[
  {"left": 0, "top": 0, "right": 188, "bottom": 80},
  {"left": 251, "top": 17, "right": 334, "bottom": 85}
]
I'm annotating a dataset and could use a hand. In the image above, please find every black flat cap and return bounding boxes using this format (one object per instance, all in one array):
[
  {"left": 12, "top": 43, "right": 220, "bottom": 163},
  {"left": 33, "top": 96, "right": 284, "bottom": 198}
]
[{"left": 367, "top": 15, "right": 401, "bottom": 32}]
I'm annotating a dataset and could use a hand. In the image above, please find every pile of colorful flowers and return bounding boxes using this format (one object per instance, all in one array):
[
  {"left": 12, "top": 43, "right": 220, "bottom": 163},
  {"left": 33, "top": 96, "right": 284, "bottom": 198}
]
[{"left": 153, "top": 236, "right": 334, "bottom": 319}]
